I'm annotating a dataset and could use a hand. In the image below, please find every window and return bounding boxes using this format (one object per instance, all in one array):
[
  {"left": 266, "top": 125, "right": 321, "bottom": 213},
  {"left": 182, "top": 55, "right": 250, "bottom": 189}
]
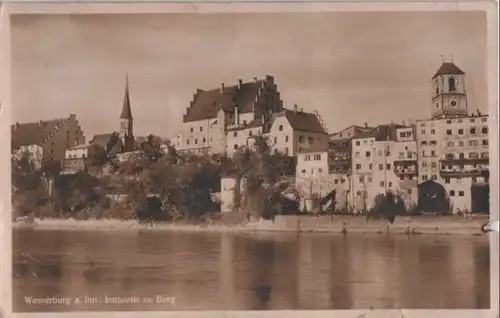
[
  {"left": 301, "top": 169, "right": 306, "bottom": 174},
  {"left": 422, "top": 161, "right": 428, "bottom": 167},
  {"left": 481, "top": 152, "right": 489, "bottom": 158},
  {"left": 366, "top": 151, "right": 371, "bottom": 157},
  {"left": 388, "top": 182, "right": 392, "bottom": 187},
  {"left": 299, "top": 135, "right": 304, "bottom": 143},
  {"left": 469, "top": 140, "right": 478, "bottom": 146},
  {"left": 334, "top": 179, "right": 339, "bottom": 184},
  {"left": 233, "top": 144, "right": 238, "bottom": 150},
  {"left": 482, "top": 140, "right": 489, "bottom": 146},
  {"left": 355, "top": 141, "right": 360, "bottom": 146},
  {"left": 420, "top": 129, "right": 426, "bottom": 135},
  {"left": 314, "top": 154, "right": 321, "bottom": 160},
  {"left": 399, "top": 176, "right": 405, "bottom": 181},
  {"left": 200, "top": 127, "right": 203, "bottom": 132},
  {"left": 202, "top": 137, "right": 206, "bottom": 143},
  {"left": 469, "top": 152, "right": 479, "bottom": 159},
  {"left": 481, "top": 118, "right": 487, "bottom": 122},
  {"left": 356, "top": 164, "right": 361, "bottom": 170},
  {"left": 249, "top": 130, "right": 253, "bottom": 137},
  {"left": 447, "top": 120, "right": 452, "bottom": 124},
  {"left": 279, "top": 125, "right": 283, "bottom": 131},
  {"left": 369, "top": 164, "right": 373, "bottom": 170},
  {"left": 445, "top": 178, "right": 450, "bottom": 184},
  {"left": 285, "top": 147, "right": 289, "bottom": 155},
  {"left": 421, "top": 141, "right": 428, "bottom": 146},
  {"left": 379, "top": 164, "right": 383, "bottom": 170},
  {"left": 341, "top": 179, "right": 346, "bottom": 184},
  {"left": 233, "top": 132, "right": 238, "bottom": 137},
  {"left": 459, "top": 191, "right": 464, "bottom": 197},
  {"left": 458, "top": 129, "right": 464, "bottom": 135},
  {"left": 446, "top": 129, "right": 452, "bottom": 135},
  {"left": 431, "top": 150, "right": 436, "bottom": 156},
  {"left": 422, "top": 175, "right": 428, "bottom": 180},
  {"left": 367, "top": 177, "right": 372, "bottom": 183},
  {"left": 408, "top": 189, "right": 412, "bottom": 195},
  {"left": 431, "top": 162, "right": 437, "bottom": 168},
  {"left": 472, "top": 177, "right": 477, "bottom": 183},
  {"left": 399, "top": 152, "right": 404, "bottom": 158},
  {"left": 190, "top": 127, "right": 194, "bottom": 133},
  {"left": 431, "top": 175, "right": 437, "bottom": 180},
  {"left": 305, "top": 154, "right": 311, "bottom": 161},
  {"left": 274, "top": 137, "right": 277, "bottom": 144},
  {"left": 459, "top": 153, "right": 465, "bottom": 159},
  {"left": 470, "top": 128, "right": 476, "bottom": 134},
  {"left": 386, "top": 163, "right": 391, "bottom": 170},
  {"left": 380, "top": 181, "right": 385, "bottom": 187},
  {"left": 285, "top": 135, "right": 289, "bottom": 142},
  {"left": 430, "top": 129, "right": 436, "bottom": 135},
  {"left": 470, "top": 119, "right": 475, "bottom": 123},
  {"left": 359, "top": 176, "right": 364, "bottom": 182},
  {"left": 430, "top": 141, "right": 437, "bottom": 146},
  {"left": 458, "top": 141, "right": 464, "bottom": 147},
  {"left": 308, "top": 137, "right": 314, "bottom": 144},
  {"left": 187, "top": 140, "right": 190, "bottom": 145},
  {"left": 482, "top": 127, "right": 488, "bottom": 134},
  {"left": 450, "top": 190, "right": 455, "bottom": 196},
  {"left": 355, "top": 151, "right": 360, "bottom": 157},
  {"left": 243, "top": 120, "right": 247, "bottom": 125},
  {"left": 318, "top": 168, "right": 323, "bottom": 174},
  {"left": 448, "top": 77, "right": 456, "bottom": 91},
  {"left": 447, "top": 141, "right": 454, "bottom": 147},
  {"left": 194, "top": 138, "right": 198, "bottom": 144}
]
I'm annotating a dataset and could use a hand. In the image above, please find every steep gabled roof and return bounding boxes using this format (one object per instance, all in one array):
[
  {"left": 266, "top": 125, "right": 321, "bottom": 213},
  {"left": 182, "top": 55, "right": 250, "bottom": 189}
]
[
  {"left": 329, "top": 124, "right": 374, "bottom": 140},
  {"left": 184, "top": 78, "right": 269, "bottom": 122},
  {"left": 11, "top": 117, "right": 67, "bottom": 150},
  {"left": 120, "top": 75, "right": 133, "bottom": 120},
  {"left": 272, "top": 109, "right": 327, "bottom": 134},
  {"left": 90, "top": 132, "right": 118, "bottom": 150},
  {"left": 432, "top": 62, "right": 465, "bottom": 79}
]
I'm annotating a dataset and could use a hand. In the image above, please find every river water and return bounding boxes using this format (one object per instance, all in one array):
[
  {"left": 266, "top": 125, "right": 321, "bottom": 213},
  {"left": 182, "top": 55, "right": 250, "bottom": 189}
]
[{"left": 12, "top": 228, "right": 490, "bottom": 312}]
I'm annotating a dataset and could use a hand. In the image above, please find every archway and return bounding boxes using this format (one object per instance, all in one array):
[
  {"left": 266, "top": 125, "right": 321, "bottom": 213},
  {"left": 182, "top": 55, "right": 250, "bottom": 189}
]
[{"left": 417, "top": 180, "right": 449, "bottom": 214}]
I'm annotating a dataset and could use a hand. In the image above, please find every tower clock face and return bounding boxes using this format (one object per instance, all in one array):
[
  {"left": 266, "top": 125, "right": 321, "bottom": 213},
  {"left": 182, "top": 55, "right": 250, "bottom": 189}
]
[{"left": 450, "top": 99, "right": 458, "bottom": 107}]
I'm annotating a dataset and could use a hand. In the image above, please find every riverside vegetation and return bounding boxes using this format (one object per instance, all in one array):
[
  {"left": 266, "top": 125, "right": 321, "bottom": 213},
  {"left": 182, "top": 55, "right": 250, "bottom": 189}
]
[{"left": 12, "top": 136, "right": 453, "bottom": 225}]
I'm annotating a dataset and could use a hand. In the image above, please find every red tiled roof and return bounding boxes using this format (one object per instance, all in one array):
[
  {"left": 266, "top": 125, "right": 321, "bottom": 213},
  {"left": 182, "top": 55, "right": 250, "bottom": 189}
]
[
  {"left": 183, "top": 79, "right": 266, "bottom": 122},
  {"left": 11, "top": 117, "right": 67, "bottom": 150},
  {"left": 432, "top": 62, "right": 465, "bottom": 79}
]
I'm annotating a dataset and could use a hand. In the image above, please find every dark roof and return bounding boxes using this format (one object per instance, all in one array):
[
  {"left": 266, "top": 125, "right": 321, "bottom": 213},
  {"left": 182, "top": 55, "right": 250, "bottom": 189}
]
[
  {"left": 90, "top": 133, "right": 117, "bottom": 149},
  {"left": 274, "top": 109, "right": 327, "bottom": 134},
  {"left": 329, "top": 125, "right": 374, "bottom": 140},
  {"left": 432, "top": 62, "right": 465, "bottom": 79},
  {"left": 120, "top": 75, "right": 133, "bottom": 120},
  {"left": 353, "top": 124, "right": 407, "bottom": 142},
  {"left": 183, "top": 78, "right": 266, "bottom": 122},
  {"left": 11, "top": 117, "right": 67, "bottom": 149}
]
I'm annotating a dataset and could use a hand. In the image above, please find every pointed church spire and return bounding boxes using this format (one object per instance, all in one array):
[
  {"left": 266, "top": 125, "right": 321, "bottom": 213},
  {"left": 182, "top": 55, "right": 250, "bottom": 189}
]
[{"left": 120, "top": 73, "right": 133, "bottom": 120}]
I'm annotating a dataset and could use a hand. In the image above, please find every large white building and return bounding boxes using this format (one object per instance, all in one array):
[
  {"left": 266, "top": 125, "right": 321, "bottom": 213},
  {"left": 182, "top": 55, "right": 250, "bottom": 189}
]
[
  {"left": 416, "top": 62, "right": 489, "bottom": 214},
  {"left": 351, "top": 125, "right": 418, "bottom": 213},
  {"left": 173, "top": 76, "right": 328, "bottom": 156}
]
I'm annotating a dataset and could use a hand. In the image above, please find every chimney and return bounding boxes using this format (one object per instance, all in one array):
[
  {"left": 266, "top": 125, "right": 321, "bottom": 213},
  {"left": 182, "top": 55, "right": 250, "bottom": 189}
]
[
  {"left": 364, "top": 122, "right": 368, "bottom": 128},
  {"left": 220, "top": 83, "right": 225, "bottom": 93},
  {"left": 253, "top": 77, "right": 258, "bottom": 83},
  {"left": 234, "top": 105, "right": 239, "bottom": 125},
  {"left": 39, "top": 120, "right": 45, "bottom": 129},
  {"left": 238, "top": 79, "right": 243, "bottom": 89},
  {"left": 294, "top": 104, "right": 298, "bottom": 112},
  {"left": 477, "top": 109, "right": 481, "bottom": 116}
]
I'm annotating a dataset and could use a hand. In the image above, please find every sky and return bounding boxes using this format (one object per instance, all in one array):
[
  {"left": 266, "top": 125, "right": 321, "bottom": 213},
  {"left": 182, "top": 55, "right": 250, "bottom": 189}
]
[{"left": 11, "top": 11, "right": 488, "bottom": 139}]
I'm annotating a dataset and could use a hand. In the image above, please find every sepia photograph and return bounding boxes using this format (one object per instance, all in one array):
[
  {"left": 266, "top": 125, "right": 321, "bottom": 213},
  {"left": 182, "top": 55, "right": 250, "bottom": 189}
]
[{"left": 1, "top": 2, "right": 498, "bottom": 317}]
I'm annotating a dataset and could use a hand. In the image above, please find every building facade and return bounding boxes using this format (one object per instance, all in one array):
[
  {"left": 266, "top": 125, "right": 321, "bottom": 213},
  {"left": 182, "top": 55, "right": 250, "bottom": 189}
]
[
  {"left": 351, "top": 125, "right": 418, "bottom": 213},
  {"left": 62, "top": 143, "right": 106, "bottom": 175},
  {"left": 416, "top": 62, "right": 489, "bottom": 214},
  {"left": 12, "top": 144, "right": 44, "bottom": 170},
  {"left": 11, "top": 114, "right": 86, "bottom": 168}
]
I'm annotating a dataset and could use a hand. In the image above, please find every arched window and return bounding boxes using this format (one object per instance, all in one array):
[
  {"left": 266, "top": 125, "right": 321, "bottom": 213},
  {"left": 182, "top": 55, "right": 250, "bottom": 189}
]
[{"left": 448, "top": 77, "right": 456, "bottom": 91}]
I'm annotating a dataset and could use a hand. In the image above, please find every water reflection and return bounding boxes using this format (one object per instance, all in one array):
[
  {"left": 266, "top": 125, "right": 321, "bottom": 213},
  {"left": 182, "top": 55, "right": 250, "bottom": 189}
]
[{"left": 12, "top": 229, "right": 489, "bottom": 312}]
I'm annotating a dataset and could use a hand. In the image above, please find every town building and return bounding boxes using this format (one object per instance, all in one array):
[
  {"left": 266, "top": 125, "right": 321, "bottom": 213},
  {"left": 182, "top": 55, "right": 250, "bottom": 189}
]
[
  {"left": 175, "top": 75, "right": 284, "bottom": 155},
  {"left": 225, "top": 105, "right": 329, "bottom": 157},
  {"left": 11, "top": 114, "right": 86, "bottom": 169},
  {"left": 351, "top": 124, "right": 418, "bottom": 213},
  {"left": 294, "top": 124, "right": 374, "bottom": 212},
  {"left": 416, "top": 62, "right": 489, "bottom": 214},
  {"left": 62, "top": 143, "right": 106, "bottom": 175},
  {"left": 12, "top": 144, "right": 44, "bottom": 170}
]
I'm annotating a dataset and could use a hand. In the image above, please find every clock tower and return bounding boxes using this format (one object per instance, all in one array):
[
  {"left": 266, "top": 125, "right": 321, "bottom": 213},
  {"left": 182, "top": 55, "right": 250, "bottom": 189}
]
[{"left": 430, "top": 61, "right": 468, "bottom": 119}]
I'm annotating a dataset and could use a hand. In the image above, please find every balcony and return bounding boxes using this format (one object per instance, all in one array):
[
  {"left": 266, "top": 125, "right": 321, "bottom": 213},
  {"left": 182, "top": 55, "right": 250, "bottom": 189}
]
[
  {"left": 439, "top": 168, "right": 489, "bottom": 178},
  {"left": 440, "top": 157, "right": 489, "bottom": 165},
  {"left": 393, "top": 160, "right": 418, "bottom": 176}
]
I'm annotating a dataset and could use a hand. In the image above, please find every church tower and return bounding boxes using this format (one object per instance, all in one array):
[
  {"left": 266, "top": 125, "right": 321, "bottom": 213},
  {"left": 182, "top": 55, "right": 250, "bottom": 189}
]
[
  {"left": 431, "top": 60, "right": 468, "bottom": 119},
  {"left": 119, "top": 74, "right": 135, "bottom": 152}
]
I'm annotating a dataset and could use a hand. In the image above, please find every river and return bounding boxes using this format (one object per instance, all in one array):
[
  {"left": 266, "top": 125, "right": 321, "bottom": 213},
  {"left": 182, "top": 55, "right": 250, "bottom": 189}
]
[{"left": 12, "top": 228, "right": 490, "bottom": 312}]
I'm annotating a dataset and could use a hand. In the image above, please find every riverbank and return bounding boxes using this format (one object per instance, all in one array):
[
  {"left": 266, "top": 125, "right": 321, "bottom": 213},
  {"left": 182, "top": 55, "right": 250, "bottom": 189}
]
[{"left": 12, "top": 214, "right": 490, "bottom": 235}]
